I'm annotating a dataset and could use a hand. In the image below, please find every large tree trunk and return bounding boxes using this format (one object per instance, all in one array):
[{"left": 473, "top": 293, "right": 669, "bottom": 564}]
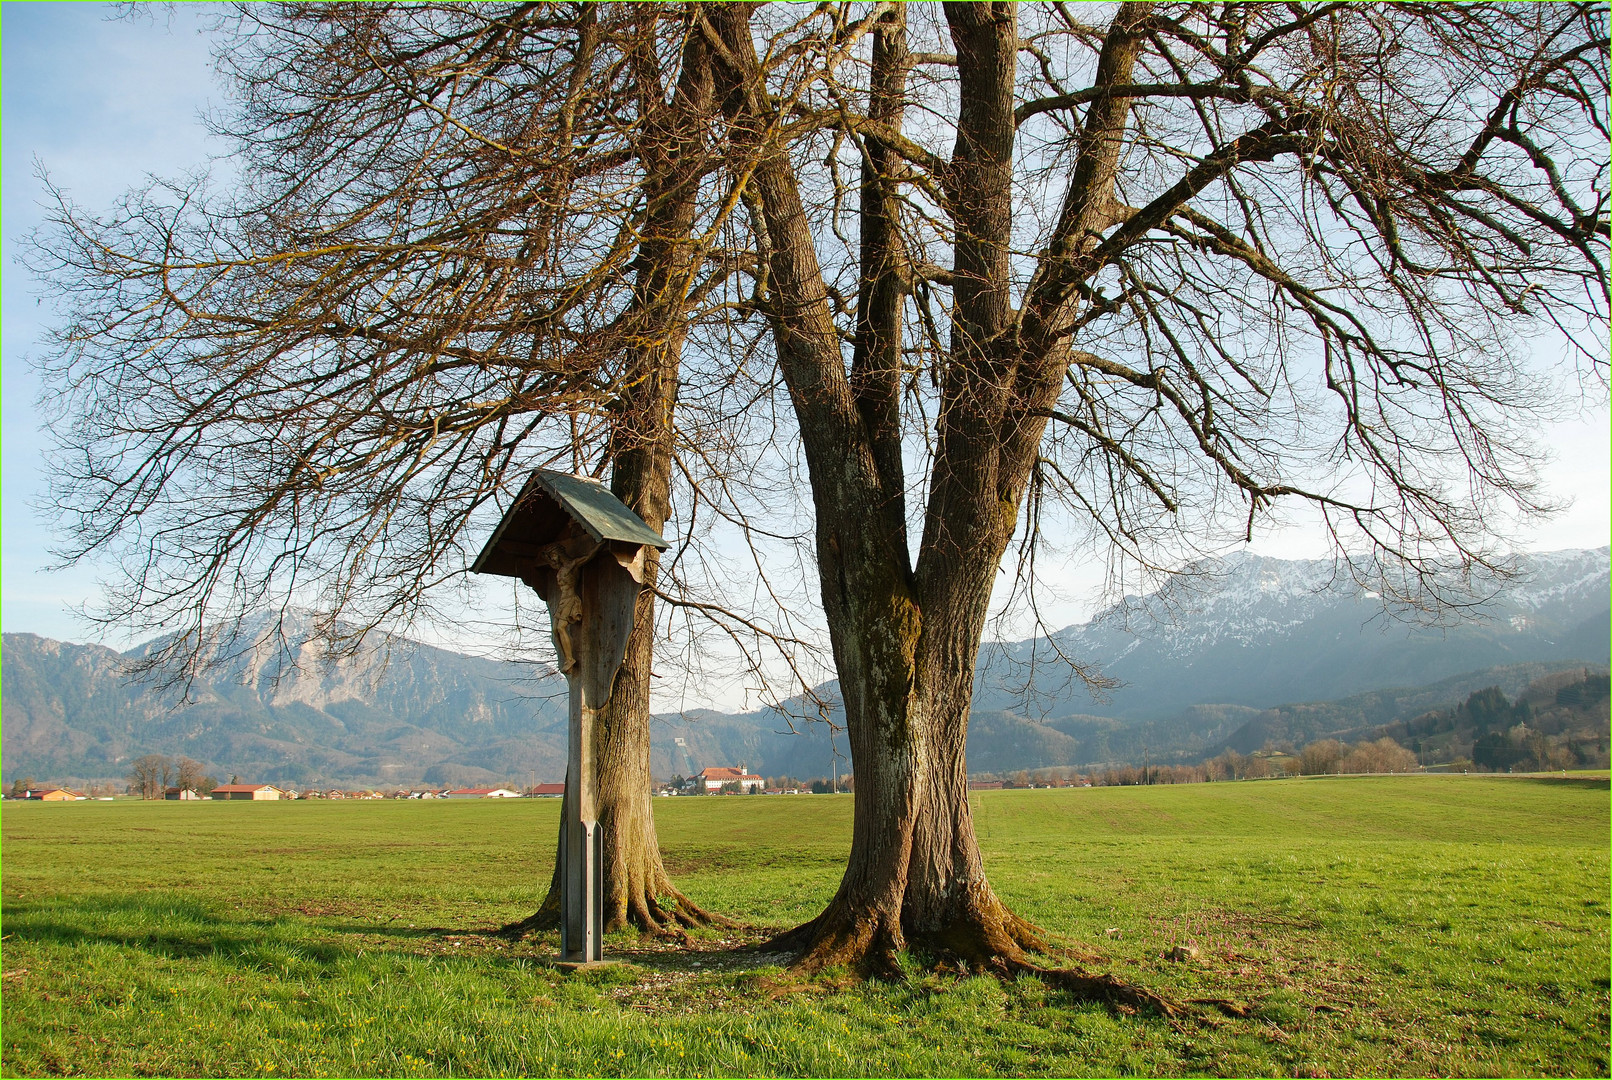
[
  {"left": 709, "top": 0, "right": 1035, "bottom": 977},
  {"left": 710, "top": 4, "right": 1170, "bottom": 1005},
  {"left": 504, "top": 12, "right": 721, "bottom": 939}
]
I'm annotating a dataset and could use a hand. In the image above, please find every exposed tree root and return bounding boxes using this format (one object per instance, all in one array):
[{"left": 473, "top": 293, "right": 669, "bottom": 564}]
[
  {"left": 997, "top": 957, "right": 1179, "bottom": 1016},
  {"left": 766, "top": 896, "right": 1180, "bottom": 1016},
  {"left": 498, "top": 879, "right": 726, "bottom": 940},
  {"left": 1185, "top": 996, "right": 1254, "bottom": 1018},
  {"left": 767, "top": 907, "right": 908, "bottom": 982},
  {"left": 625, "top": 887, "right": 731, "bottom": 936}
]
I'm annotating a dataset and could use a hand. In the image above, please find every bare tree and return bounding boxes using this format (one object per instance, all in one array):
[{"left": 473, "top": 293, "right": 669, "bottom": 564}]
[
  {"left": 174, "top": 756, "right": 211, "bottom": 794},
  {"left": 698, "top": 0, "right": 1605, "bottom": 986},
  {"left": 1300, "top": 739, "right": 1347, "bottom": 775},
  {"left": 29, "top": 1, "right": 1608, "bottom": 1000},
  {"left": 126, "top": 754, "right": 174, "bottom": 800},
  {"left": 503, "top": 5, "right": 735, "bottom": 936},
  {"left": 1341, "top": 738, "right": 1419, "bottom": 774},
  {"left": 1209, "top": 748, "right": 1247, "bottom": 781},
  {"left": 30, "top": 3, "right": 758, "bottom": 934}
]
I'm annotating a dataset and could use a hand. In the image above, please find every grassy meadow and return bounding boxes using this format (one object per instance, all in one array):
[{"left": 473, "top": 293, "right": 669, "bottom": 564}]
[{"left": 2, "top": 775, "right": 1607, "bottom": 1077}]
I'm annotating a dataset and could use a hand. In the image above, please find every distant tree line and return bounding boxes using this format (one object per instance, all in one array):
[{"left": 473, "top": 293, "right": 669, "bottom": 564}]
[
  {"left": 1088, "top": 737, "right": 1421, "bottom": 787},
  {"left": 1380, "top": 676, "right": 1609, "bottom": 772},
  {"left": 1046, "top": 673, "right": 1611, "bottom": 786},
  {"left": 126, "top": 755, "right": 218, "bottom": 800}
]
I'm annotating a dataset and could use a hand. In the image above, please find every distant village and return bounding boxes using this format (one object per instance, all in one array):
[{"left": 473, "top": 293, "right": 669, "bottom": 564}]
[
  {"left": 24, "top": 696, "right": 1564, "bottom": 805},
  {"left": 8, "top": 765, "right": 799, "bottom": 802},
  {"left": 4, "top": 762, "right": 1110, "bottom": 803}
]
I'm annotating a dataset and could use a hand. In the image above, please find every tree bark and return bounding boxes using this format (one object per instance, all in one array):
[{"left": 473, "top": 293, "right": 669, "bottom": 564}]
[
  {"left": 711, "top": 4, "right": 1170, "bottom": 1000},
  {"left": 504, "top": 12, "right": 722, "bottom": 939}
]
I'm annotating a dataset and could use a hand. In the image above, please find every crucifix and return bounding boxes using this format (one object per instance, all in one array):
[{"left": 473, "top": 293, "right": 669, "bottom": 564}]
[{"left": 471, "top": 469, "right": 667, "bottom": 966}]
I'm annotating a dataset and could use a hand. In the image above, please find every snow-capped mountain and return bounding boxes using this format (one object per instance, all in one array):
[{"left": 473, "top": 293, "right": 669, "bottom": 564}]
[{"left": 974, "top": 547, "right": 1609, "bottom": 722}]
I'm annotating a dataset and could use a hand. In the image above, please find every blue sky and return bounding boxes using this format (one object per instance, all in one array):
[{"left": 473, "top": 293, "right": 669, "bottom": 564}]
[
  {"left": 3, "top": 2, "right": 1608, "bottom": 663},
  {"left": 4, "top": 3, "right": 221, "bottom": 642}
]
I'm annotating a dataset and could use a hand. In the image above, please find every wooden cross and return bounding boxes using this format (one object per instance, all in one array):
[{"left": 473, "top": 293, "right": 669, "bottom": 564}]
[{"left": 472, "top": 469, "right": 667, "bottom": 965}]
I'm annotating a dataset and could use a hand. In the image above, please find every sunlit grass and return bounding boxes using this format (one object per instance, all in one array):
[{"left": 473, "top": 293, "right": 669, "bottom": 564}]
[{"left": 2, "top": 775, "right": 1606, "bottom": 1076}]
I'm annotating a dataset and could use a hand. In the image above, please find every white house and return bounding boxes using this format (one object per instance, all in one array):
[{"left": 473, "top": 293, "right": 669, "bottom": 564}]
[
  {"left": 692, "top": 766, "right": 764, "bottom": 794},
  {"left": 444, "top": 787, "right": 522, "bottom": 799}
]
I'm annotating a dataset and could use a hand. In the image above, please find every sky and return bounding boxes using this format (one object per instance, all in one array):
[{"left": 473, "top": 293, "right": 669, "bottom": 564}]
[
  {"left": 3, "top": 4, "right": 1608, "bottom": 701},
  {"left": 4, "top": 3, "right": 221, "bottom": 643}
]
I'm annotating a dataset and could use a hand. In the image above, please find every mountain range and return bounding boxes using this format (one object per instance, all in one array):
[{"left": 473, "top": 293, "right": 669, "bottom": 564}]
[
  {"left": 3, "top": 547, "right": 1605, "bottom": 788},
  {"left": 1, "top": 625, "right": 571, "bottom": 790}
]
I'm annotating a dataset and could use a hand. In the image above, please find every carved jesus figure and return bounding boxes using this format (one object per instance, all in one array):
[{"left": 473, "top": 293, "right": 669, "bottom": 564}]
[{"left": 536, "top": 525, "right": 602, "bottom": 674}]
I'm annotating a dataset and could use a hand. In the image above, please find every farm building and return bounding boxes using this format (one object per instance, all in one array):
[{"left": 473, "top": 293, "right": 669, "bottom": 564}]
[
  {"left": 209, "top": 784, "right": 284, "bottom": 801},
  {"left": 29, "top": 788, "right": 84, "bottom": 801},
  {"left": 528, "top": 783, "right": 565, "bottom": 798},
  {"left": 692, "top": 767, "right": 764, "bottom": 794},
  {"left": 444, "top": 787, "right": 521, "bottom": 799},
  {"left": 163, "top": 787, "right": 204, "bottom": 800}
]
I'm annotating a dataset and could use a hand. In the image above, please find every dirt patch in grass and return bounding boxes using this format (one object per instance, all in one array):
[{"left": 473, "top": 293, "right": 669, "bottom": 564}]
[
  {"left": 1142, "top": 908, "right": 1376, "bottom": 1013},
  {"left": 591, "top": 928, "right": 793, "bottom": 1016}
]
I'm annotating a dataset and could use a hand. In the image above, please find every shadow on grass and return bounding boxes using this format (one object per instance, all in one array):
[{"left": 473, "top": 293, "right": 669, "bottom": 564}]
[
  {"left": 321, "top": 919, "right": 488, "bottom": 940},
  {"left": 1508, "top": 776, "right": 1610, "bottom": 790},
  {"left": 1, "top": 893, "right": 527, "bottom": 973},
  {"left": 4, "top": 894, "right": 346, "bottom": 965}
]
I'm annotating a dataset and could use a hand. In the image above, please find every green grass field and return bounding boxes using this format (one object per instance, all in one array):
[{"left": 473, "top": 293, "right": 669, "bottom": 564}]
[{"left": 2, "top": 775, "right": 1607, "bottom": 1077}]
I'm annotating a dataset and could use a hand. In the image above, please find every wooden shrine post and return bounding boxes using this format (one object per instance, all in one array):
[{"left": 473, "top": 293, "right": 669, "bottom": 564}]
[{"left": 471, "top": 469, "right": 667, "bottom": 966}]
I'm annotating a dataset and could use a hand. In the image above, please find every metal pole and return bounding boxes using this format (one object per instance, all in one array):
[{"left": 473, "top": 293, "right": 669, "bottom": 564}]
[{"left": 560, "top": 671, "right": 601, "bottom": 963}]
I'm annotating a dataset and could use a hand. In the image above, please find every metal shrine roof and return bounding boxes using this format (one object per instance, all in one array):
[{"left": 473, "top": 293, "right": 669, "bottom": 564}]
[
  {"left": 471, "top": 468, "right": 667, "bottom": 579},
  {"left": 531, "top": 470, "right": 667, "bottom": 549}
]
